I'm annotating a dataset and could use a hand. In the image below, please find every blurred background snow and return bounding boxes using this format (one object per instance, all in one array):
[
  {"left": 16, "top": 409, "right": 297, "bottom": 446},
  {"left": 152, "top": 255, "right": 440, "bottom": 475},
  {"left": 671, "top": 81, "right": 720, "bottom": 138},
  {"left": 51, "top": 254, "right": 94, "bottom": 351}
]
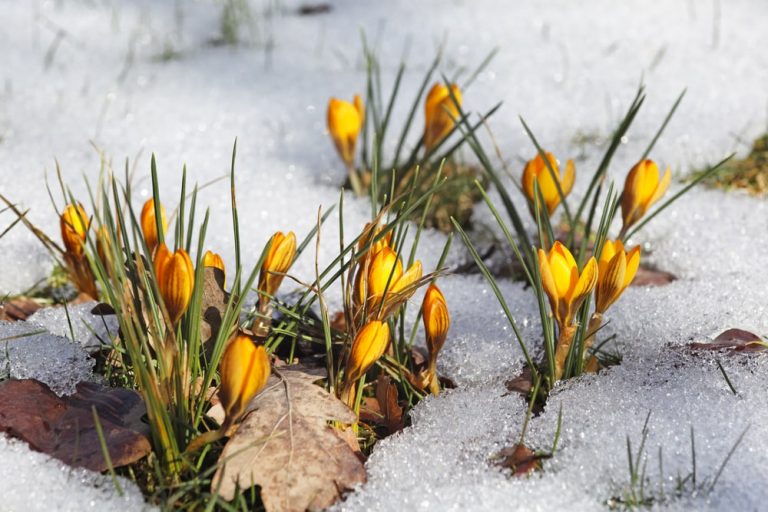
[{"left": 1, "top": 0, "right": 767, "bottom": 510}]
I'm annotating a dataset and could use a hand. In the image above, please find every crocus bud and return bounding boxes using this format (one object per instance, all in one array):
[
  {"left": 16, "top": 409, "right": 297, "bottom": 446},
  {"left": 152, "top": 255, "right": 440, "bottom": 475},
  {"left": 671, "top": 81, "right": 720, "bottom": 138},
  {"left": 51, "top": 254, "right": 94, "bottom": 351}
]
[
  {"left": 154, "top": 243, "right": 194, "bottom": 324},
  {"left": 522, "top": 152, "right": 575, "bottom": 217},
  {"left": 327, "top": 95, "right": 364, "bottom": 167},
  {"left": 140, "top": 198, "right": 168, "bottom": 253},
  {"left": 60, "top": 204, "right": 89, "bottom": 256},
  {"left": 621, "top": 159, "right": 671, "bottom": 233},
  {"left": 219, "top": 331, "right": 271, "bottom": 424},
  {"left": 96, "top": 225, "right": 112, "bottom": 267},
  {"left": 423, "top": 83, "right": 462, "bottom": 151},
  {"left": 367, "top": 247, "right": 404, "bottom": 303},
  {"left": 357, "top": 222, "right": 392, "bottom": 263},
  {"left": 538, "top": 241, "right": 598, "bottom": 329},
  {"left": 203, "top": 250, "right": 226, "bottom": 284},
  {"left": 422, "top": 283, "right": 450, "bottom": 358},
  {"left": 258, "top": 231, "right": 296, "bottom": 302},
  {"left": 345, "top": 320, "right": 390, "bottom": 385},
  {"left": 595, "top": 240, "right": 640, "bottom": 314}
]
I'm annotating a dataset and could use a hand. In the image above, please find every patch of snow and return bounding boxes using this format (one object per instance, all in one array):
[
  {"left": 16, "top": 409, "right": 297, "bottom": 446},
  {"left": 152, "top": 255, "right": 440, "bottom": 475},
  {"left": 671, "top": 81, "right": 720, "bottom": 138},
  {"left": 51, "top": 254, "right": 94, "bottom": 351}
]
[
  {"left": 0, "top": 321, "right": 95, "bottom": 396},
  {"left": 27, "top": 301, "right": 119, "bottom": 353},
  {"left": 0, "top": 436, "right": 151, "bottom": 512}
]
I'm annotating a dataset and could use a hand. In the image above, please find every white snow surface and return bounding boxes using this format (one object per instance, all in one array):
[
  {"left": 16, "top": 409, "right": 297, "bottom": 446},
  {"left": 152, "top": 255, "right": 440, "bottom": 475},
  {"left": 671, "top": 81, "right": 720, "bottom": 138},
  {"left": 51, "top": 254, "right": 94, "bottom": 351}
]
[{"left": 1, "top": 0, "right": 768, "bottom": 510}]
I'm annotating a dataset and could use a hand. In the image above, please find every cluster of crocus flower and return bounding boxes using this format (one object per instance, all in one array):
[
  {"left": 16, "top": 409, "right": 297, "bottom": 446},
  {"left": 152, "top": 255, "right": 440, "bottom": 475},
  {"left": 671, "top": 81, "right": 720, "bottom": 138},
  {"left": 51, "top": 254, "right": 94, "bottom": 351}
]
[
  {"left": 532, "top": 157, "right": 670, "bottom": 379},
  {"left": 59, "top": 203, "right": 98, "bottom": 298},
  {"left": 326, "top": 81, "right": 463, "bottom": 197}
]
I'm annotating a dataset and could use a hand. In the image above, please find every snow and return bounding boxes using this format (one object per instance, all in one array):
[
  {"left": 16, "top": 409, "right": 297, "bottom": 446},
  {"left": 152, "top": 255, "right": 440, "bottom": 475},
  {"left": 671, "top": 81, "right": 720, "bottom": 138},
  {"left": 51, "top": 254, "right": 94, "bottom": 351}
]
[
  {"left": 2, "top": 0, "right": 768, "bottom": 510},
  {"left": 27, "top": 301, "right": 119, "bottom": 353}
]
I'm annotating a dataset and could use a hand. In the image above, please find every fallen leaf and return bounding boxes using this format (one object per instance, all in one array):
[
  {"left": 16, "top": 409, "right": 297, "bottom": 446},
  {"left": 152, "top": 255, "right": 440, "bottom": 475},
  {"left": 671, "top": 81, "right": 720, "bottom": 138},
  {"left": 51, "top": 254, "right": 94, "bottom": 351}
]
[
  {"left": 631, "top": 265, "right": 676, "bottom": 287},
  {"left": 201, "top": 267, "right": 230, "bottom": 348},
  {"left": 297, "top": 3, "right": 332, "bottom": 16},
  {"left": 0, "top": 297, "right": 42, "bottom": 322},
  {"left": 374, "top": 375, "right": 404, "bottom": 435},
  {"left": 212, "top": 366, "right": 366, "bottom": 511},
  {"left": 0, "top": 379, "right": 151, "bottom": 471},
  {"left": 494, "top": 443, "right": 547, "bottom": 477},
  {"left": 688, "top": 328, "right": 766, "bottom": 354},
  {"left": 504, "top": 367, "right": 534, "bottom": 397}
]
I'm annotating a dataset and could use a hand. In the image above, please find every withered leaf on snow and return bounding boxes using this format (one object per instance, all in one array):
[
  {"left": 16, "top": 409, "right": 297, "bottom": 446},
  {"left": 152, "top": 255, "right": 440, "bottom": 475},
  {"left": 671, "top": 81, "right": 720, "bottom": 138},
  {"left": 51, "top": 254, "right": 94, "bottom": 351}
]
[
  {"left": 0, "top": 379, "right": 151, "bottom": 472},
  {"left": 688, "top": 328, "right": 767, "bottom": 354},
  {"left": 212, "top": 366, "right": 366, "bottom": 512}
]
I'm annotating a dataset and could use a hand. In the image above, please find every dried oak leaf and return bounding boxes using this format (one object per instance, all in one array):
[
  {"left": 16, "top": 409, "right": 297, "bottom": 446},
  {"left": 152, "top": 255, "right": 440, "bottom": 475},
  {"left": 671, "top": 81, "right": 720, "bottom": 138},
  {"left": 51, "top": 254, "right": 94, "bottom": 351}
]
[
  {"left": 375, "top": 375, "right": 404, "bottom": 435},
  {"left": 688, "top": 328, "right": 767, "bottom": 354},
  {"left": 0, "top": 379, "right": 151, "bottom": 471},
  {"left": 201, "top": 266, "right": 230, "bottom": 348},
  {"left": 212, "top": 367, "right": 366, "bottom": 511}
]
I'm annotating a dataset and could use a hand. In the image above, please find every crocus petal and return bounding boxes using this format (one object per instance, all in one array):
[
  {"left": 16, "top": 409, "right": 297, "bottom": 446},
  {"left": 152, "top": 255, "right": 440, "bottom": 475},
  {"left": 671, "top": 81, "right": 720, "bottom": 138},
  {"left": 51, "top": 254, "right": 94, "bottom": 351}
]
[{"left": 624, "top": 245, "right": 641, "bottom": 288}]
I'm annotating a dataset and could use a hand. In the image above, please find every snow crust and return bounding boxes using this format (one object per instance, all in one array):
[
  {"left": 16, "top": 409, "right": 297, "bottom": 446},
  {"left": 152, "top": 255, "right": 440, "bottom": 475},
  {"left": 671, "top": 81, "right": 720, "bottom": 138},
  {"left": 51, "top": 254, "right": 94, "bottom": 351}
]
[{"left": 1, "top": 0, "right": 767, "bottom": 510}]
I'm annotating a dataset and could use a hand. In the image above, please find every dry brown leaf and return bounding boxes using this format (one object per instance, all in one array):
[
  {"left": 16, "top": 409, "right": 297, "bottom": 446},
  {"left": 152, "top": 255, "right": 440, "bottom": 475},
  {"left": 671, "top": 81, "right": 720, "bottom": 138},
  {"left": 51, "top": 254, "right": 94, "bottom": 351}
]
[
  {"left": 212, "top": 366, "right": 366, "bottom": 511},
  {"left": 375, "top": 375, "right": 403, "bottom": 435},
  {"left": 494, "top": 443, "right": 547, "bottom": 477},
  {"left": 631, "top": 265, "right": 676, "bottom": 287},
  {"left": 0, "top": 297, "right": 42, "bottom": 322},
  {"left": 201, "top": 266, "right": 230, "bottom": 348},
  {"left": 0, "top": 379, "right": 151, "bottom": 471},
  {"left": 688, "top": 328, "right": 767, "bottom": 354}
]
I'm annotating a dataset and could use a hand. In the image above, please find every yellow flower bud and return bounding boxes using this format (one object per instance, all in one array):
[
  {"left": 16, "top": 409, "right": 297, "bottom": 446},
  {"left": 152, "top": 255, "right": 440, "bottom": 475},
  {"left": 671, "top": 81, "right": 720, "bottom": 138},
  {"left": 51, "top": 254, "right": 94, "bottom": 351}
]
[
  {"left": 140, "top": 198, "right": 168, "bottom": 252},
  {"left": 60, "top": 204, "right": 89, "bottom": 256},
  {"left": 203, "top": 250, "right": 226, "bottom": 285},
  {"left": 154, "top": 243, "right": 195, "bottom": 324},
  {"left": 219, "top": 331, "right": 271, "bottom": 424},
  {"left": 424, "top": 83, "right": 462, "bottom": 151},
  {"left": 522, "top": 152, "right": 575, "bottom": 217},
  {"left": 96, "top": 225, "right": 112, "bottom": 267},
  {"left": 258, "top": 231, "right": 296, "bottom": 301},
  {"left": 345, "top": 320, "right": 390, "bottom": 385},
  {"left": 327, "top": 95, "right": 364, "bottom": 167},
  {"left": 357, "top": 222, "right": 392, "bottom": 262},
  {"left": 367, "top": 247, "right": 403, "bottom": 302},
  {"left": 422, "top": 283, "right": 449, "bottom": 358},
  {"left": 538, "top": 241, "right": 598, "bottom": 328},
  {"left": 621, "top": 159, "right": 671, "bottom": 232},
  {"left": 595, "top": 240, "right": 640, "bottom": 314}
]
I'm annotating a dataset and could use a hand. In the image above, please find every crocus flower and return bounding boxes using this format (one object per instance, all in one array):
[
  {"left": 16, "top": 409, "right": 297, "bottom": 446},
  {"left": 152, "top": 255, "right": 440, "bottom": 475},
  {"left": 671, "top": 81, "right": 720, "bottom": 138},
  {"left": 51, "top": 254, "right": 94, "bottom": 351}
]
[
  {"left": 422, "top": 283, "right": 449, "bottom": 395},
  {"left": 357, "top": 246, "right": 422, "bottom": 318},
  {"left": 258, "top": 231, "right": 296, "bottom": 302},
  {"left": 423, "top": 83, "right": 462, "bottom": 152},
  {"left": 327, "top": 95, "right": 364, "bottom": 168},
  {"left": 621, "top": 159, "right": 671, "bottom": 233},
  {"left": 141, "top": 198, "right": 168, "bottom": 252},
  {"left": 522, "top": 152, "right": 575, "bottom": 217},
  {"left": 219, "top": 331, "right": 271, "bottom": 424},
  {"left": 154, "top": 243, "right": 194, "bottom": 324},
  {"left": 345, "top": 320, "right": 390, "bottom": 386},
  {"left": 60, "top": 204, "right": 89, "bottom": 256},
  {"left": 203, "top": 250, "right": 226, "bottom": 285},
  {"left": 595, "top": 240, "right": 640, "bottom": 314},
  {"left": 538, "top": 241, "right": 598, "bottom": 329}
]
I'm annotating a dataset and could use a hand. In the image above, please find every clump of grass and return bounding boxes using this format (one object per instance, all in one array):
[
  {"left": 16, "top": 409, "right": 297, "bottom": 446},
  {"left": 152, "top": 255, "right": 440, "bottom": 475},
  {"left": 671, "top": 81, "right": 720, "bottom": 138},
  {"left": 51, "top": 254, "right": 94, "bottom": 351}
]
[{"left": 688, "top": 132, "right": 768, "bottom": 195}]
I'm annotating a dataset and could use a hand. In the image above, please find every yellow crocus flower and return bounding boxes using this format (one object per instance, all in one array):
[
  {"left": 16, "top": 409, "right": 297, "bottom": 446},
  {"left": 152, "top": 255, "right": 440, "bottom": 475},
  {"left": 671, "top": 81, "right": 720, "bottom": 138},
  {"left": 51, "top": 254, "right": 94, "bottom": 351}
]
[
  {"left": 203, "top": 250, "right": 226, "bottom": 285},
  {"left": 522, "top": 152, "right": 575, "bottom": 217},
  {"left": 423, "top": 83, "right": 462, "bottom": 152},
  {"left": 219, "top": 331, "right": 271, "bottom": 424},
  {"left": 341, "top": 320, "right": 390, "bottom": 407},
  {"left": 327, "top": 95, "right": 364, "bottom": 168},
  {"left": 621, "top": 159, "right": 671, "bottom": 233},
  {"left": 154, "top": 243, "right": 195, "bottom": 324},
  {"left": 422, "top": 283, "right": 449, "bottom": 395},
  {"left": 258, "top": 231, "right": 296, "bottom": 302},
  {"left": 60, "top": 204, "right": 89, "bottom": 256},
  {"left": 358, "top": 247, "right": 423, "bottom": 318},
  {"left": 140, "top": 198, "right": 168, "bottom": 252},
  {"left": 595, "top": 240, "right": 640, "bottom": 314},
  {"left": 538, "top": 241, "right": 598, "bottom": 329}
]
